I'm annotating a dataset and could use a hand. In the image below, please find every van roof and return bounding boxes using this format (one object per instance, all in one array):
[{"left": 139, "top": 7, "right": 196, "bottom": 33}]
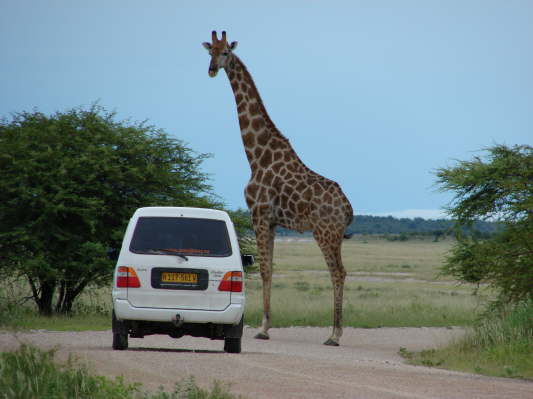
[{"left": 132, "top": 207, "right": 230, "bottom": 220}]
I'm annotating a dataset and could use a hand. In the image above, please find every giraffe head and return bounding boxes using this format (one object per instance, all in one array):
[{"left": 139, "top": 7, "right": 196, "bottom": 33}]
[{"left": 202, "top": 30, "right": 238, "bottom": 77}]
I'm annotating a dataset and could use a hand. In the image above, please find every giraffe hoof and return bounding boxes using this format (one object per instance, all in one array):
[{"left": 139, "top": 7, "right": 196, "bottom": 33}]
[
  {"left": 254, "top": 332, "right": 270, "bottom": 340},
  {"left": 323, "top": 338, "right": 339, "bottom": 346}
]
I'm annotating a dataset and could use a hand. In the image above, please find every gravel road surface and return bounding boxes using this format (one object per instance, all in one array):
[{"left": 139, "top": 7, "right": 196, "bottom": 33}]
[{"left": 1, "top": 327, "right": 531, "bottom": 399}]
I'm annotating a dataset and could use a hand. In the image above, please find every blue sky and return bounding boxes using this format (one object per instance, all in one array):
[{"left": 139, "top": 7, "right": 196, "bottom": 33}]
[{"left": 1, "top": 1, "right": 532, "bottom": 219}]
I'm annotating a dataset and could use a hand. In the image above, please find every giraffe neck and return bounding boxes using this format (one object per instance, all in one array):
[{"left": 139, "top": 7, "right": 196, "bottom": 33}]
[{"left": 224, "top": 55, "right": 289, "bottom": 166}]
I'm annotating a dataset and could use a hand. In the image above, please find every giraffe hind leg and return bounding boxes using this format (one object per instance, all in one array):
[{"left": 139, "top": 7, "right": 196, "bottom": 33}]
[{"left": 314, "top": 230, "right": 346, "bottom": 346}]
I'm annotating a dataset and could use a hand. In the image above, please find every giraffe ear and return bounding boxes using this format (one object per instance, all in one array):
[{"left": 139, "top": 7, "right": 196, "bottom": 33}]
[
  {"left": 229, "top": 41, "right": 238, "bottom": 51},
  {"left": 202, "top": 42, "right": 212, "bottom": 51}
]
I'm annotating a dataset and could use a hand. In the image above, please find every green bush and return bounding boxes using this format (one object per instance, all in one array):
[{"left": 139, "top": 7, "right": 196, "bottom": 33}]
[
  {"left": 146, "top": 377, "right": 241, "bottom": 399},
  {"left": 0, "top": 344, "right": 139, "bottom": 398},
  {"left": 0, "top": 345, "right": 243, "bottom": 399},
  {"left": 402, "top": 300, "right": 533, "bottom": 379},
  {"left": 467, "top": 300, "right": 533, "bottom": 350}
]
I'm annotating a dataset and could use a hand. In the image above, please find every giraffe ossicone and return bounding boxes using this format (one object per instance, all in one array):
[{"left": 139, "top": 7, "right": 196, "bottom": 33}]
[{"left": 203, "top": 31, "right": 354, "bottom": 346}]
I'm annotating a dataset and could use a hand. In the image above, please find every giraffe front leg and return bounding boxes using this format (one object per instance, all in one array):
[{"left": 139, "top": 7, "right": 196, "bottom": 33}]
[
  {"left": 254, "top": 225, "right": 275, "bottom": 340},
  {"left": 255, "top": 276, "right": 271, "bottom": 340}
]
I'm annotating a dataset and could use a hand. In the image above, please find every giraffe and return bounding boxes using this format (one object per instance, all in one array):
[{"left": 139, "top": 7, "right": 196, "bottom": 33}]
[{"left": 203, "top": 31, "right": 354, "bottom": 346}]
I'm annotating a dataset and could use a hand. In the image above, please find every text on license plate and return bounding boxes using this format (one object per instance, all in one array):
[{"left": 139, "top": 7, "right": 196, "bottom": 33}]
[{"left": 161, "top": 272, "right": 198, "bottom": 284}]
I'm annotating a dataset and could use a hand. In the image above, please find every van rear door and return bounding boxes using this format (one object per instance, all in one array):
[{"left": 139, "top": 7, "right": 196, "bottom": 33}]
[{"left": 125, "top": 216, "right": 234, "bottom": 311}]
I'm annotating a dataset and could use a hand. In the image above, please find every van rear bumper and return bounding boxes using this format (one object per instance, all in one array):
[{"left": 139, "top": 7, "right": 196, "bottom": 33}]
[{"left": 113, "top": 299, "right": 244, "bottom": 325}]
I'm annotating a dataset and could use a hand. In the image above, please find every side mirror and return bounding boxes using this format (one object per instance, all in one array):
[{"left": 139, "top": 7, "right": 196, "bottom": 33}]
[
  {"left": 241, "top": 254, "right": 255, "bottom": 267},
  {"left": 107, "top": 248, "right": 119, "bottom": 261}
]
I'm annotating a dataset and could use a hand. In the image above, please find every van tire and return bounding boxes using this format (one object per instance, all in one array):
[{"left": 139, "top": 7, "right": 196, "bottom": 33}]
[
  {"left": 113, "top": 332, "right": 128, "bottom": 350},
  {"left": 112, "top": 310, "right": 128, "bottom": 350},
  {"left": 224, "top": 337, "right": 241, "bottom": 353}
]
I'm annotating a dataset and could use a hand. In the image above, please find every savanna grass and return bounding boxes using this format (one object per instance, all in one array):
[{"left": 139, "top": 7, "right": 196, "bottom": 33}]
[
  {"left": 245, "top": 237, "right": 484, "bottom": 328},
  {"left": 1, "top": 237, "right": 482, "bottom": 331},
  {"left": 273, "top": 237, "right": 455, "bottom": 280},
  {"left": 244, "top": 274, "right": 481, "bottom": 328}
]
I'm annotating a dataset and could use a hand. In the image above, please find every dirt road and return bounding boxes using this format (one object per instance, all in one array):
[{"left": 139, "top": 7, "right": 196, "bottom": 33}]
[{"left": 1, "top": 327, "right": 531, "bottom": 398}]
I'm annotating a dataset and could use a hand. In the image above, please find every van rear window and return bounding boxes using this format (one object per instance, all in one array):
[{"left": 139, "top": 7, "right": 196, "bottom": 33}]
[{"left": 130, "top": 217, "right": 232, "bottom": 257}]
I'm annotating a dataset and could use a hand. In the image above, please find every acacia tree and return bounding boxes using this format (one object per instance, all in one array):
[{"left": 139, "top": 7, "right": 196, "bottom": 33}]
[
  {"left": 0, "top": 105, "right": 221, "bottom": 315},
  {"left": 436, "top": 144, "right": 533, "bottom": 303}
]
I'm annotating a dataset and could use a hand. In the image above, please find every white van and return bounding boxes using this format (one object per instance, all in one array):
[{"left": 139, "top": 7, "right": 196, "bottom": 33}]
[{"left": 111, "top": 207, "right": 253, "bottom": 353}]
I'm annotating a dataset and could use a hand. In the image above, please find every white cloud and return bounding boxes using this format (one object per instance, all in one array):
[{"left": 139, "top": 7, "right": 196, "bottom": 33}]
[{"left": 365, "top": 209, "right": 449, "bottom": 220}]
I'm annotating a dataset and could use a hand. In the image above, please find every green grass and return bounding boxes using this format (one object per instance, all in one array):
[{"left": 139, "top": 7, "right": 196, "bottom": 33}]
[
  {"left": 400, "top": 300, "right": 533, "bottom": 380},
  {"left": 1, "top": 309, "right": 111, "bottom": 331},
  {"left": 0, "top": 344, "right": 243, "bottom": 399}
]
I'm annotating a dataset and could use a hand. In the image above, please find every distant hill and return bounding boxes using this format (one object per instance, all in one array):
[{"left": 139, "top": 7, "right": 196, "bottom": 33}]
[
  {"left": 275, "top": 214, "right": 501, "bottom": 237},
  {"left": 347, "top": 215, "right": 499, "bottom": 235}
]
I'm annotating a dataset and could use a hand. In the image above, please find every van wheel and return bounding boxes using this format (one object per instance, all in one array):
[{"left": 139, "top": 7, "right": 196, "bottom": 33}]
[
  {"left": 112, "top": 310, "right": 129, "bottom": 350},
  {"left": 112, "top": 332, "right": 128, "bottom": 350},
  {"left": 224, "top": 337, "right": 241, "bottom": 353}
]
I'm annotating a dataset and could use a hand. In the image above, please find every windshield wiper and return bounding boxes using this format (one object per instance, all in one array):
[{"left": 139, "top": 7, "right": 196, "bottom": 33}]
[{"left": 146, "top": 248, "right": 188, "bottom": 261}]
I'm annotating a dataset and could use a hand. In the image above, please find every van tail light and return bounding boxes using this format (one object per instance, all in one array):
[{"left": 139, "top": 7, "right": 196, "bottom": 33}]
[
  {"left": 218, "top": 271, "right": 243, "bottom": 292},
  {"left": 116, "top": 266, "right": 141, "bottom": 288}
]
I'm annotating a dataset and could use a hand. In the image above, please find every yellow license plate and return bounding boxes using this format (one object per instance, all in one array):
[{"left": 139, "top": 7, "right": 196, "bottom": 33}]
[{"left": 161, "top": 272, "right": 198, "bottom": 284}]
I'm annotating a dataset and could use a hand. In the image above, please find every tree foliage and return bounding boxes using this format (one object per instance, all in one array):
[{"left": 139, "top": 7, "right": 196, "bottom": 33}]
[
  {"left": 0, "top": 105, "right": 220, "bottom": 314},
  {"left": 436, "top": 144, "right": 533, "bottom": 303}
]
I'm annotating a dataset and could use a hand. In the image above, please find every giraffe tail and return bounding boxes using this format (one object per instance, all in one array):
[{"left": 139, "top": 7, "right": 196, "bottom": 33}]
[{"left": 343, "top": 212, "right": 354, "bottom": 239}]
